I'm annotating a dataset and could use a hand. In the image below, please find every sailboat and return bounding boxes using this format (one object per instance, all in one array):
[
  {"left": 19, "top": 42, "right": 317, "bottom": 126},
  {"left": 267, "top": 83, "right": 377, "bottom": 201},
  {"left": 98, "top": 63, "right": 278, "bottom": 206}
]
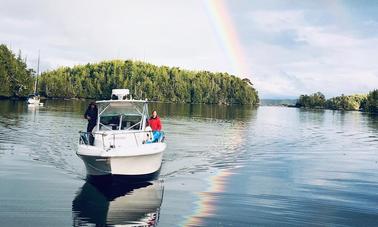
[{"left": 27, "top": 52, "right": 41, "bottom": 105}]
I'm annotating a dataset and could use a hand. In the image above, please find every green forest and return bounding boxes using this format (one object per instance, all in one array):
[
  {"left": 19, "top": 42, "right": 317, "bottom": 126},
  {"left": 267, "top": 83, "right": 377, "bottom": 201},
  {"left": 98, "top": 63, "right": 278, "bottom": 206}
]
[
  {"left": 0, "top": 44, "right": 259, "bottom": 105},
  {"left": 296, "top": 90, "right": 378, "bottom": 113},
  {"left": 0, "top": 44, "right": 34, "bottom": 97},
  {"left": 38, "top": 60, "right": 259, "bottom": 105}
]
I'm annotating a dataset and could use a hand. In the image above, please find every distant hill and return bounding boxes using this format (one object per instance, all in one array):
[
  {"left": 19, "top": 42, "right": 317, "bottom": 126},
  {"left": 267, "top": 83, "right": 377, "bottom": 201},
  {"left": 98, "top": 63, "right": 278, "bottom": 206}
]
[{"left": 39, "top": 60, "right": 259, "bottom": 105}]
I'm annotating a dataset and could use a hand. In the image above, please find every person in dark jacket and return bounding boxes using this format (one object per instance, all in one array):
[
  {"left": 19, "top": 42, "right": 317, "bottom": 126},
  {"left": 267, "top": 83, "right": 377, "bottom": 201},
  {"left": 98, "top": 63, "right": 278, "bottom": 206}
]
[
  {"left": 147, "top": 110, "right": 162, "bottom": 143},
  {"left": 84, "top": 102, "right": 98, "bottom": 145}
]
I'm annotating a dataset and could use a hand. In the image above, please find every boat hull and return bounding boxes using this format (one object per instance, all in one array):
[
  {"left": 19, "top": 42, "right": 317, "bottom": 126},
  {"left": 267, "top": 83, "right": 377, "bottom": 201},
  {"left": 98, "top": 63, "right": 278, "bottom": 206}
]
[
  {"left": 27, "top": 98, "right": 40, "bottom": 104},
  {"left": 77, "top": 144, "right": 165, "bottom": 178},
  {"left": 86, "top": 170, "right": 161, "bottom": 182}
]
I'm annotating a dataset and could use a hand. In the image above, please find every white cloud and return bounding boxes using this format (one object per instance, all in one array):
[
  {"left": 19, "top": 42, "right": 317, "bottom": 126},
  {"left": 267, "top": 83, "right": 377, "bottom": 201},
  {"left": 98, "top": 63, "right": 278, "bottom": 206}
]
[
  {"left": 1, "top": 0, "right": 378, "bottom": 98},
  {"left": 247, "top": 9, "right": 305, "bottom": 32},
  {"left": 0, "top": 0, "right": 230, "bottom": 73},
  {"left": 242, "top": 7, "right": 378, "bottom": 98}
]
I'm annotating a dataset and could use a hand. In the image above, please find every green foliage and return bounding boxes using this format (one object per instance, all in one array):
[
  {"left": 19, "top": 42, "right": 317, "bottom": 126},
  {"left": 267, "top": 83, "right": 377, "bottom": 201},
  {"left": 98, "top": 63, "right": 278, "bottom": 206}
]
[
  {"left": 0, "top": 44, "right": 34, "bottom": 97},
  {"left": 296, "top": 91, "right": 378, "bottom": 113},
  {"left": 364, "top": 89, "right": 378, "bottom": 113},
  {"left": 325, "top": 94, "right": 367, "bottom": 111},
  {"left": 39, "top": 60, "right": 259, "bottom": 105},
  {"left": 296, "top": 92, "right": 326, "bottom": 108}
]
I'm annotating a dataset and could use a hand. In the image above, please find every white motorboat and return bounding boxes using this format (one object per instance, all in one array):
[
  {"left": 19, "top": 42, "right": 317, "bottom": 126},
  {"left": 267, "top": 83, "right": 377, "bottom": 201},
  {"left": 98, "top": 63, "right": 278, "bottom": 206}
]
[{"left": 77, "top": 89, "right": 166, "bottom": 178}]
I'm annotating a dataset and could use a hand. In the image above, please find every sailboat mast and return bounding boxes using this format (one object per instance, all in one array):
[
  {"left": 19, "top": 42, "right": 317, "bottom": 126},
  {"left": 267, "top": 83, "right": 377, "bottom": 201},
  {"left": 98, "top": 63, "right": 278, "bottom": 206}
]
[{"left": 34, "top": 51, "right": 40, "bottom": 95}]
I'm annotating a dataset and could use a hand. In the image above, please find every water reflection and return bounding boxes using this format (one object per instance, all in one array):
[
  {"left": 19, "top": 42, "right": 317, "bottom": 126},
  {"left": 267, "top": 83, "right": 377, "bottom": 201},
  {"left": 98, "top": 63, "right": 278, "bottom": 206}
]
[
  {"left": 0, "top": 100, "right": 28, "bottom": 128},
  {"left": 72, "top": 179, "right": 164, "bottom": 226},
  {"left": 1, "top": 100, "right": 378, "bottom": 226},
  {"left": 150, "top": 102, "right": 256, "bottom": 121},
  {"left": 298, "top": 108, "right": 326, "bottom": 124},
  {"left": 42, "top": 99, "right": 90, "bottom": 114},
  {"left": 365, "top": 113, "right": 378, "bottom": 132}
]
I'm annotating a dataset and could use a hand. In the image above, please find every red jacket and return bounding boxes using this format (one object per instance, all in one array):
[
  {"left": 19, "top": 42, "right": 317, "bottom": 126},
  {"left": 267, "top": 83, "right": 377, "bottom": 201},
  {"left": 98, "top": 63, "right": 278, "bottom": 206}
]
[{"left": 148, "top": 116, "right": 162, "bottom": 131}]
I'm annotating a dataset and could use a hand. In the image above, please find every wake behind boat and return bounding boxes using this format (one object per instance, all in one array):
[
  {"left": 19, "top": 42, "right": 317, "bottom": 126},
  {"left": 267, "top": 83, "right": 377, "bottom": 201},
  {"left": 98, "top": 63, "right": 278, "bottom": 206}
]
[{"left": 77, "top": 89, "right": 166, "bottom": 179}]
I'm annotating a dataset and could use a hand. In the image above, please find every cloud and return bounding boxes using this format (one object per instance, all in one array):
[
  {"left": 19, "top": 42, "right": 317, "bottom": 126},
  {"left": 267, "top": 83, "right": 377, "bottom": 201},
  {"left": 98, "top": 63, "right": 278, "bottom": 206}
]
[
  {"left": 1, "top": 0, "right": 378, "bottom": 98},
  {"left": 237, "top": 3, "right": 378, "bottom": 98},
  {"left": 0, "top": 0, "right": 230, "bottom": 73}
]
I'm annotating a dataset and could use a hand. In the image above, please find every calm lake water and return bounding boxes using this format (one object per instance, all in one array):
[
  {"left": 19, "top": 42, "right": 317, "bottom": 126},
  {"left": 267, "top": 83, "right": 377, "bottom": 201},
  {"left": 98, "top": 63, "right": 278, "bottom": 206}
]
[{"left": 0, "top": 100, "right": 378, "bottom": 226}]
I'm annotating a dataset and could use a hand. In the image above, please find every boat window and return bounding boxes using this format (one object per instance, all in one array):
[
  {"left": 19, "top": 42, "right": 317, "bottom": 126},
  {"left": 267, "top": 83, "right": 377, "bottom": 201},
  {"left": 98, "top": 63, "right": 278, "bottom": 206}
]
[
  {"left": 99, "top": 115, "right": 121, "bottom": 130},
  {"left": 97, "top": 101, "right": 146, "bottom": 131},
  {"left": 121, "top": 115, "right": 141, "bottom": 130},
  {"left": 101, "top": 103, "right": 142, "bottom": 116},
  {"left": 99, "top": 114, "right": 142, "bottom": 131}
]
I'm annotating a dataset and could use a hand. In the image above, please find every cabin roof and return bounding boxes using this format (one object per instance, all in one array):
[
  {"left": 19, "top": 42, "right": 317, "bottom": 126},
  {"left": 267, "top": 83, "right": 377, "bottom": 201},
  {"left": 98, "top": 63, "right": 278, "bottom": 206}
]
[{"left": 96, "top": 99, "right": 147, "bottom": 104}]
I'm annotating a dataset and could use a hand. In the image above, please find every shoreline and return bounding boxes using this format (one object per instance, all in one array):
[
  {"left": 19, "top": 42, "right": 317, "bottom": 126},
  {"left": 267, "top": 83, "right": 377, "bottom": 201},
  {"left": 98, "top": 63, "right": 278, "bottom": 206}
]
[
  {"left": 0, "top": 96, "right": 260, "bottom": 106},
  {"left": 289, "top": 105, "right": 378, "bottom": 115}
]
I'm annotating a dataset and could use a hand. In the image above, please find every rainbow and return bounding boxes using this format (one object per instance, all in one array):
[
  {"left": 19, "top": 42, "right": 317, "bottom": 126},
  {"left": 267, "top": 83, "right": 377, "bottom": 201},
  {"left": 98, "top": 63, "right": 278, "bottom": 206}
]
[
  {"left": 203, "top": 0, "right": 250, "bottom": 77},
  {"left": 183, "top": 169, "right": 234, "bottom": 226},
  {"left": 182, "top": 122, "right": 247, "bottom": 226}
]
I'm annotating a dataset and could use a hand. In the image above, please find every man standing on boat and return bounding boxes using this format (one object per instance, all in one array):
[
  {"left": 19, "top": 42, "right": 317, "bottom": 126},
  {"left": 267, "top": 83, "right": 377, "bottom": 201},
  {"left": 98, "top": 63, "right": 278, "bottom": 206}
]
[
  {"left": 148, "top": 110, "right": 162, "bottom": 142},
  {"left": 84, "top": 102, "right": 98, "bottom": 145}
]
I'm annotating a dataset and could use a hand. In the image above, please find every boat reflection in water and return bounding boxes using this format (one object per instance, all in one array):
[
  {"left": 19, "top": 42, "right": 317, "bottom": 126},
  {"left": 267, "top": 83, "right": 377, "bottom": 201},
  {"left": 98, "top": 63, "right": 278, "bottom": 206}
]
[{"left": 72, "top": 177, "right": 164, "bottom": 226}]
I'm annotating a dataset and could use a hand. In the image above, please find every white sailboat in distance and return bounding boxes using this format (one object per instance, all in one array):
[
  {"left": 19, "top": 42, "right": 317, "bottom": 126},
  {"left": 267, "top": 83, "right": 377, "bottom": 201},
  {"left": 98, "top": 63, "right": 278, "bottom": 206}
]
[{"left": 27, "top": 51, "right": 42, "bottom": 106}]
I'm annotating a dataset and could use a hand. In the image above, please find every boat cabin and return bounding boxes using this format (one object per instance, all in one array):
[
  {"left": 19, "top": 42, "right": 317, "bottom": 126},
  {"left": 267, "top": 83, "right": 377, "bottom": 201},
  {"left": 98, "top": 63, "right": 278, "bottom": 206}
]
[{"left": 96, "top": 89, "right": 148, "bottom": 132}]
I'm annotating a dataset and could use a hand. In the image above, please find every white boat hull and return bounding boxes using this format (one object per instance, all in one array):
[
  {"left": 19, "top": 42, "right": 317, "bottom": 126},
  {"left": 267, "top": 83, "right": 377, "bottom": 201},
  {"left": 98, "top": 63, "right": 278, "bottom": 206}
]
[
  {"left": 77, "top": 143, "right": 166, "bottom": 177},
  {"left": 27, "top": 97, "right": 40, "bottom": 104}
]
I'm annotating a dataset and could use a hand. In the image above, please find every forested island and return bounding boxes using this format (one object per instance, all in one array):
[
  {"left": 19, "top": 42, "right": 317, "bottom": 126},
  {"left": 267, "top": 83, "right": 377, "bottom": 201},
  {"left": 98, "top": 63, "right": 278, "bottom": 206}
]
[
  {"left": 39, "top": 60, "right": 259, "bottom": 105},
  {"left": 0, "top": 44, "right": 259, "bottom": 105},
  {"left": 0, "top": 44, "right": 34, "bottom": 98},
  {"left": 296, "top": 91, "right": 378, "bottom": 113}
]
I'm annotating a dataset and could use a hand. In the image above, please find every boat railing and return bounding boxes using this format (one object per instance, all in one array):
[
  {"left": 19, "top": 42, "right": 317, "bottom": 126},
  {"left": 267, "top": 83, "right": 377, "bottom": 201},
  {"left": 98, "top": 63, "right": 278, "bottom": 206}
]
[{"left": 79, "top": 130, "right": 165, "bottom": 150}]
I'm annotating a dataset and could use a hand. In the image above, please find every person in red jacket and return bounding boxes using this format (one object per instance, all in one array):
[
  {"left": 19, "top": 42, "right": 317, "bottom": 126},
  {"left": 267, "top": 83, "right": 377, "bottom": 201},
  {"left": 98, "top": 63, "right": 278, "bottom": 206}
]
[
  {"left": 148, "top": 110, "right": 162, "bottom": 142},
  {"left": 148, "top": 110, "right": 162, "bottom": 131}
]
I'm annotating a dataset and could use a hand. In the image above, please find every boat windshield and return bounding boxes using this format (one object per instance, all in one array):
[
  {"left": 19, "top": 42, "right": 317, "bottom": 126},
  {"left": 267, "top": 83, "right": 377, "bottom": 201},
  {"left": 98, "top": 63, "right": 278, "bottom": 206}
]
[{"left": 97, "top": 101, "right": 147, "bottom": 131}]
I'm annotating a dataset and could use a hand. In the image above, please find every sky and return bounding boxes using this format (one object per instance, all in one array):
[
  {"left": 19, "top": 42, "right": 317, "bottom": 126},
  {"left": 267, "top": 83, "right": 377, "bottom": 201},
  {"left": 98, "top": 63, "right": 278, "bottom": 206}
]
[{"left": 1, "top": 0, "right": 378, "bottom": 98}]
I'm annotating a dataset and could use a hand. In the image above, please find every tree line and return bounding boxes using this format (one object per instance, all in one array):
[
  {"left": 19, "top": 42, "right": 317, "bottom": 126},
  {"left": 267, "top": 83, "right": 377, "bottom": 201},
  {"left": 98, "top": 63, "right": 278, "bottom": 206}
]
[
  {"left": 0, "top": 44, "right": 34, "bottom": 98},
  {"left": 0, "top": 44, "right": 259, "bottom": 105},
  {"left": 296, "top": 90, "right": 378, "bottom": 113},
  {"left": 38, "top": 60, "right": 259, "bottom": 105}
]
